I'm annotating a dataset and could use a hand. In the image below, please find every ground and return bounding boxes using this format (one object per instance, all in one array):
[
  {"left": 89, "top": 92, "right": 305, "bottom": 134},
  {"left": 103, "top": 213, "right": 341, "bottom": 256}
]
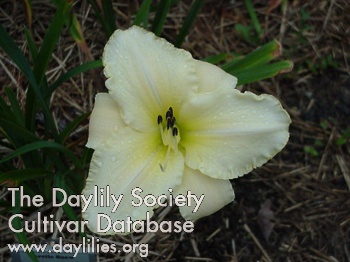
[{"left": 0, "top": 0, "right": 349, "bottom": 261}]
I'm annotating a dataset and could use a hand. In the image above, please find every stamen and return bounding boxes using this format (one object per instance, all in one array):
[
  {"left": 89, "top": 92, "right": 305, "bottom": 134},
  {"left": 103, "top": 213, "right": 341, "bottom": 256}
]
[
  {"left": 166, "top": 117, "right": 171, "bottom": 130},
  {"left": 157, "top": 115, "right": 163, "bottom": 124},
  {"left": 166, "top": 107, "right": 173, "bottom": 119},
  {"left": 172, "top": 127, "right": 178, "bottom": 136},
  {"left": 158, "top": 106, "right": 180, "bottom": 172}
]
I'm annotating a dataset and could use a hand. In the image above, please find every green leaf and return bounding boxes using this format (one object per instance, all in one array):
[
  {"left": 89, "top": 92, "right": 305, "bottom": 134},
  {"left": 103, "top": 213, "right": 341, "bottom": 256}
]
[
  {"left": 24, "top": 27, "right": 38, "bottom": 61},
  {"left": 23, "top": 0, "right": 33, "bottom": 28},
  {"left": 304, "top": 146, "right": 319, "bottom": 157},
  {"left": 174, "top": 0, "right": 205, "bottom": 47},
  {"left": 87, "top": 0, "right": 113, "bottom": 38},
  {"left": 49, "top": 60, "right": 103, "bottom": 94},
  {"left": 59, "top": 112, "right": 90, "bottom": 143},
  {"left": 32, "top": 3, "right": 68, "bottom": 87},
  {"left": 228, "top": 60, "right": 293, "bottom": 85},
  {"left": 102, "top": 0, "right": 117, "bottom": 35},
  {"left": 0, "top": 25, "right": 39, "bottom": 90},
  {"left": 79, "top": 147, "right": 94, "bottom": 168},
  {"left": 54, "top": 172, "right": 87, "bottom": 237},
  {"left": 245, "top": 0, "right": 263, "bottom": 38},
  {"left": 203, "top": 53, "right": 229, "bottom": 65},
  {"left": 151, "top": 0, "right": 171, "bottom": 36},
  {"left": 0, "top": 21, "right": 60, "bottom": 141},
  {"left": 4, "top": 88, "right": 25, "bottom": 126},
  {"left": 68, "top": 13, "right": 84, "bottom": 42},
  {"left": 221, "top": 40, "right": 281, "bottom": 72},
  {"left": 0, "top": 117, "right": 42, "bottom": 167},
  {"left": 133, "top": 0, "right": 153, "bottom": 28},
  {"left": 27, "top": 3, "right": 70, "bottom": 140},
  {"left": 0, "top": 168, "right": 51, "bottom": 184},
  {"left": 12, "top": 190, "right": 39, "bottom": 262},
  {"left": 0, "top": 141, "right": 80, "bottom": 168},
  {"left": 0, "top": 117, "right": 39, "bottom": 147}
]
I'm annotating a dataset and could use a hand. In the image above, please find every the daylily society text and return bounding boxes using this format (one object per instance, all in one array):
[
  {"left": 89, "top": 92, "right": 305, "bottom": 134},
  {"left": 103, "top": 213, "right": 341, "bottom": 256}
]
[{"left": 7, "top": 186, "right": 203, "bottom": 234}]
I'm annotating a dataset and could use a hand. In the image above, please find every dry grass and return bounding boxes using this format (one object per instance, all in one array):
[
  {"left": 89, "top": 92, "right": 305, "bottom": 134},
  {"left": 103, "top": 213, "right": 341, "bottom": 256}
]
[{"left": 0, "top": 0, "right": 349, "bottom": 261}]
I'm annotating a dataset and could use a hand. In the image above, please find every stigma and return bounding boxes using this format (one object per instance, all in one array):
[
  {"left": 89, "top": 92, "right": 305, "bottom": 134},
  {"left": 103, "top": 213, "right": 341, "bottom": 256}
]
[{"left": 157, "top": 107, "right": 181, "bottom": 171}]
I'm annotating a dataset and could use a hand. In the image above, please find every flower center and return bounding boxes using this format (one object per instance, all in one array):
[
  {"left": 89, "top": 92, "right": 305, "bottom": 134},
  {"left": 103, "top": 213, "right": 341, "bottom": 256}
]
[{"left": 157, "top": 107, "right": 181, "bottom": 172}]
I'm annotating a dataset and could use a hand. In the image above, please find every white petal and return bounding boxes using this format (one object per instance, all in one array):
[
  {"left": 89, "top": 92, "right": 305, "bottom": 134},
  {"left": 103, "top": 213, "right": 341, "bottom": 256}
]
[
  {"left": 103, "top": 26, "right": 198, "bottom": 132},
  {"left": 82, "top": 128, "right": 184, "bottom": 235},
  {"left": 195, "top": 59, "right": 237, "bottom": 93},
  {"left": 174, "top": 166, "right": 234, "bottom": 221},
  {"left": 86, "top": 93, "right": 125, "bottom": 149},
  {"left": 179, "top": 89, "right": 291, "bottom": 180}
]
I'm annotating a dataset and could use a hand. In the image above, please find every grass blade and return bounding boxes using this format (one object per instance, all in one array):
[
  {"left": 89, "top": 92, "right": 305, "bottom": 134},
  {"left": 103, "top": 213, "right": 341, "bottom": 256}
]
[
  {"left": 0, "top": 141, "right": 80, "bottom": 168},
  {"left": 88, "top": 0, "right": 113, "bottom": 37},
  {"left": 203, "top": 53, "right": 229, "bottom": 64},
  {"left": 228, "top": 60, "right": 293, "bottom": 85},
  {"left": 23, "top": 0, "right": 33, "bottom": 29},
  {"left": 0, "top": 169, "right": 51, "bottom": 184},
  {"left": 102, "top": 0, "right": 117, "bottom": 35},
  {"left": 24, "top": 27, "right": 38, "bottom": 61},
  {"left": 133, "top": 0, "right": 153, "bottom": 28},
  {"left": 151, "top": 0, "right": 171, "bottom": 36},
  {"left": 59, "top": 112, "right": 90, "bottom": 143},
  {"left": 12, "top": 190, "right": 39, "bottom": 262},
  {"left": 32, "top": 4, "right": 68, "bottom": 87},
  {"left": 174, "top": 0, "right": 205, "bottom": 47},
  {"left": 245, "top": 0, "right": 263, "bottom": 38},
  {"left": 4, "top": 88, "right": 25, "bottom": 126},
  {"left": 49, "top": 60, "right": 102, "bottom": 94},
  {"left": 221, "top": 40, "right": 281, "bottom": 72},
  {"left": 0, "top": 25, "right": 38, "bottom": 90}
]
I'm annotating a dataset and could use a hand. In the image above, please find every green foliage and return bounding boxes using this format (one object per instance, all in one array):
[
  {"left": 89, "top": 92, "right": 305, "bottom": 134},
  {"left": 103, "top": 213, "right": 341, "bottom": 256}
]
[
  {"left": 0, "top": 3, "right": 100, "bottom": 260},
  {"left": 174, "top": 0, "right": 205, "bottom": 47},
  {"left": 235, "top": 0, "right": 263, "bottom": 44},
  {"left": 304, "top": 54, "right": 339, "bottom": 74},
  {"left": 336, "top": 129, "right": 350, "bottom": 146},
  {"left": 304, "top": 145, "right": 319, "bottom": 157},
  {"left": 88, "top": 0, "right": 117, "bottom": 38},
  {"left": 0, "top": 1, "right": 293, "bottom": 261},
  {"left": 220, "top": 40, "right": 293, "bottom": 85}
]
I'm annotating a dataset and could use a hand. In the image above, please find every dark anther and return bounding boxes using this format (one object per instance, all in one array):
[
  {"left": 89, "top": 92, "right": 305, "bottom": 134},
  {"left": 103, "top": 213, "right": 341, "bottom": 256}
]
[
  {"left": 172, "top": 127, "right": 178, "bottom": 136},
  {"left": 166, "top": 107, "right": 173, "bottom": 119},
  {"left": 171, "top": 116, "right": 176, "bottom": 127},
  {"left": 166, "top": 117, "right": 171, "bottom": 130},
  {"left": 157, "top": 115, "right": 163, "bottom": 124}
]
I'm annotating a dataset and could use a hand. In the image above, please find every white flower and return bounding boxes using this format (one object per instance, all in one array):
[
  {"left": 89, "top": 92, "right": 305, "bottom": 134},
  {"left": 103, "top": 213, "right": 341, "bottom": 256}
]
[{"left": 82, "top": 26, "right": 291, "bottom": 235}]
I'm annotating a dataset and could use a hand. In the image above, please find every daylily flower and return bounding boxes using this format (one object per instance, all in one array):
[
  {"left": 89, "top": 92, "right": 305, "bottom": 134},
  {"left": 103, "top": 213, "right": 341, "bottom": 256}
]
[{"left": 82, "top": 26, "right": 291, "bottom": 235}]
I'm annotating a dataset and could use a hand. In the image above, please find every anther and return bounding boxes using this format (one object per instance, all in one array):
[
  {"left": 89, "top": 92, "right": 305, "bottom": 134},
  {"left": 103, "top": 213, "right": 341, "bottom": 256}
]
[
  {"left": 157, "top": 115, "right": 163, "bottom": 124},
  {"left": 172, "top": 127, "right": 178, "bottom": 136},
  {"left": 171, "top": 116, "right": 176, "bottom": 127},
  {"left": 166, "top": 117, "right": 171, "bottom": 130}
]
